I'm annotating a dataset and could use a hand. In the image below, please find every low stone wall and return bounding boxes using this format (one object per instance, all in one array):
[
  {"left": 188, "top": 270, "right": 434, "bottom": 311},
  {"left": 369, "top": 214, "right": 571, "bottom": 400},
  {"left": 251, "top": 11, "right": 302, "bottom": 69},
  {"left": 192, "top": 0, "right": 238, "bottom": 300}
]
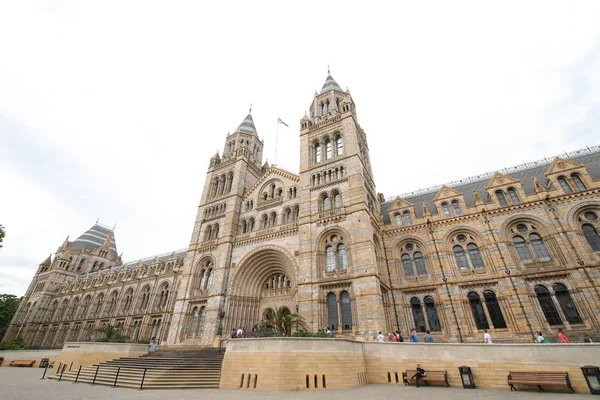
[
  {"left": 221, "top": 338, "right": 600, "bottom": 392},
  {"left": 0, "top": 349, "right": 61, "bottom": 367},
  {"left": 53, "top": 342, "right": 148, "bottom": 373},
  {"left": 221, "top": 338, "right": 367, "bottom": 391}
]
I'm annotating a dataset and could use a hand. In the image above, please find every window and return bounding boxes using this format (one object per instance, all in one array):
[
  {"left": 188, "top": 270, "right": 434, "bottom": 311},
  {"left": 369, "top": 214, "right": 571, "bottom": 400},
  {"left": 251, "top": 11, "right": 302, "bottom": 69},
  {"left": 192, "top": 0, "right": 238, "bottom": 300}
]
[
  {"left": 190, "top": 307, "right": 199, "bottom": 335},
  {"left": 453, "top": 245, "right": 469, "bottom": 270},
  {"left": 451, "top": 200, "right": 462, "bottom": 216},
  {"left": 529, "top": 233, "right": 550, "bottom": 259},
  {"left": 513, "top": 236, "right": 533, "bottom": 261},
  {"left": 507, "top": 188, "right": 520, "bottom": 204},
  {"left": 582, "top": 224, "right": 600, "bottom": 251},
  {"left": 197, "top": 306, "right": 207, "bottom": 336},
  {"left": 553, "top": 283, "right": 582, "bottom": 324},
  {"left": 394, "top": 213, "right": 402, "bottom": 227},
  {"left": 262, "top": 214, "right": 269, "bottom": 229},
  {"left": 424, "top": 296, "right": 441, "bottom": 332},
  {"left": 468, "top": 292, "right": 489, "bottom": 330},
  {"left": 511, "top": 223, "right": 551, "bottom": 263},
  {"left": 403, "top": 211, "right": 412, "bottom": 225},
  {"left": 314, "top": 142, "right": 322, "bottom": 163},
  {"left": 336, "top": 135, "right": 343, "bottom": 155},
  {"left": 241, "top": 220, "right": 247, "bottom": 234},
  {"left": 249, "top": 218, "right": 255, "bottom": 232},
  {"left": 140, "top": 287, "right": 150, "bottom": 310},
  {"left": 410, "top": 297, "right": 427, "bottom": 332},
  {"left": 495, "top": 190, "right": 508, "bottom": 206},
  {"left": 340, "top": 291, "right": 352, "bottom": 330},
  {"left": 327, "top": 292, "right": 338, "bottom": 330},
  {"left": 326, "top": 246, "right": 335, "bottom": 271},
  {"left": 483, "top": 290, "right": 507, "bottom": 329},
  {"left": 467, "top": 243, "right": 485, "bottom": 268},
  {"left": 322, "top": 195, "right": 330, "bottom": 211},
  {"left": 337, "top": 244, "right": 348, "bottom": 269},
  {"left": 333, "top": 192, "right": 342, "bottom": 208},
  {"left": 323, "top": 234, "right": 348, "bottom": 271},
  {"left": 441, "top": 203, "right": 451, "bottom": 217},
  {"left": 535, "top": 285, "right": 562, "bottom": 326},
  {"left": 400, "top": 242, "right": 428, "bottom": 277},
  {"left": 571, "top": 174, "right": 586, "bottom": 191},
  {"left": 270, "top": 212, "right": 277, "bottom": 227},
  {"left": 325, "top": 139, "right": 333, "bottom": 159},
  {"left": 557, "top": 176, "right": 572, "bottom": 193}
]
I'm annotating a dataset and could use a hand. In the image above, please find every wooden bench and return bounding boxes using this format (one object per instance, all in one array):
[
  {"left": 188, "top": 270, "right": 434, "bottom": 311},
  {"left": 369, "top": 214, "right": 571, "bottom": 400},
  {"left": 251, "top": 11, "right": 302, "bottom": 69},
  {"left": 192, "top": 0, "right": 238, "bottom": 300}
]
[
  {"left": 507, "top": 371, "right": 574, "bottom": 393},
  {"left": 402, "top": 369, "right": 449, "bottom": 387},
  {"left": 9, "top": 359, "right": 36, "bottom": 367}
]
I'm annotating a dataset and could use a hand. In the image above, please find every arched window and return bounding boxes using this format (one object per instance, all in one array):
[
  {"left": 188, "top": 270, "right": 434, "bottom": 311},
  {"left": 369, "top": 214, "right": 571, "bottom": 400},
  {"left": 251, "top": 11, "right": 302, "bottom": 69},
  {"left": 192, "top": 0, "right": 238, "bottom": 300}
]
[
  {"left": 333, "top": 192, "right": 342, "bottom": 208},
  {"left": 553, "top": 283, "right": 582, "bottom": 324},
  {"left": 557, "top": 176, "right": 572, "bottom": 193},
  {"left": 410, "top": 297, "right": 427, "bottom": 332},
  {"left": 325, "top": 246, "right": 335, "bottom": 271},
  {"left": 340, "top": 291, "right": 352, "bottom": 330},
  {"left": 293, "top": 205, "right": 299, "bottom": 221},
  {"left": 327, "top": 292, "right": 338, "bottom": 330},
  {"left": 337, "top": 244, "right": 348, "bottom": 269},
  {"left": 206, "top": 268, "right": 214, "bottom": 289},
  {"left": 189, "top": 307, "right": 199, "bottom": 335},
  {"left": 314, "top": 142, "right": 322, "bottom": 163},
  {"left": 483, "top": 290, "right": 507, "bottom": 329},
  {"left": 262, "top": 214, "right": 269, "bottom": 229},
  {"left": 535, "top": 285, "right": 562, "bottom": 326},
  {"left": 199, "top": 270, "right": 206, "bottom": 289},
  {"left": 571, "top": 174, "right": 586, "bottom": 191},
  {"left": 414, "top": 252, "right": 427, "bottom": 275},
  {"left": 394, "top": 213, "right": 402, "bottom": 227},
  {"left": 451, "top": 200, "right": 462, "bottom": 216},
  {"left": 213, "top": 224, "right": 219, "bottom": 239},
  {"left": 401, "top": 254, "right": 413, "bottom": 277},
  {"left": 140, "top": 287, "right": 150, "bottom": 310},
  {"left": 325, "top": 139, "right": 333, "bottom": 159},
  {"left": 453, "top": 245, "right": 469, "bottom": 270},
  {"left": 94, "top": 294, "right": 104, "bottom": 314},
  {"left": 205, "top": 226, "right": 212, "bottom": 241},
  {"left": 241, "top": 220, "right": 247, "bottom": 234},
  {"left": 529, "top": 233, "right": 550, "bottom": 259},
  {"left": 441, "top": 203, "right": 451, "bottom": 217},
  {"left": 507, "top": 188, "right": 520, "bottom": 204},
  {"left": 322, "top": 195, "right": 330, "bottom": 211},
  {"left": 284, "top": 208, "right": 292, "bottom": 223},
  {"left": 197, "top": 306, "right": 207, "bottom": 336},
  {"left": 582, "top": 224, "right": 600, "bottom": 251},
  {"left": 249, "top": 218, "right": 255, "bottom": 232},
  {"left": 335, "top": 135, "right": 343, "bottom": 155},
  {"left": 403, "top": 211, "right": 412, "bottom": 225},
  {"left": 468, "top": 292, "right": 489, "bottom": 330},
  {"left": 467, "top": 243, "right": 485, "bottom": 269},
  {"left": 495, "top": 190, "right": 508, "bottom": 206},
  {"left": 424, "top": 296, "right": 441, "bottom": 332},
  {"left": 513, "top": 236, "right": 533, "bottom": 262},
  {"left": 270, "top": 212, "right": 278, "bottom": 227}
]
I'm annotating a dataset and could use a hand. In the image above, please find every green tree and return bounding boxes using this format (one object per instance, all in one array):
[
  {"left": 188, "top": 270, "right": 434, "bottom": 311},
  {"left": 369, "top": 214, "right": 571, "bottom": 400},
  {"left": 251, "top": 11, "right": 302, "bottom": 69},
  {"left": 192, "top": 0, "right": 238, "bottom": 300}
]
[
  {"left": 87, "top": 324, "right": 125, "bottom": 342},
  {"left": 0, "top": 224, "right": 5, "bottom": 249},
  {"left": 264, "top": 306, "right": 308, "bottom": 335},
  {"left": 0, "top": 294, "right": 21, "bottom": 341}
]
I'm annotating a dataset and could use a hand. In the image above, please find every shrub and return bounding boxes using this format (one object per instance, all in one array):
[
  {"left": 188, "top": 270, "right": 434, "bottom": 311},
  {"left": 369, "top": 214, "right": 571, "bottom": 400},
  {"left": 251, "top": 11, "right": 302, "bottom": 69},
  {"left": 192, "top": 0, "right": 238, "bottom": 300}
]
[{"left": 0, "top": 337, "right": 28, "bottom": 350}]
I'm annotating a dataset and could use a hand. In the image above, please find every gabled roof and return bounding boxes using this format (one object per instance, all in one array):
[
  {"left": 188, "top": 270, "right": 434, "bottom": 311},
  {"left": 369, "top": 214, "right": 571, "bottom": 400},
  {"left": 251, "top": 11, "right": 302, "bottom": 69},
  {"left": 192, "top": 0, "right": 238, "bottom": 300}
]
[
  {"left": 381, "top": 146, "right": 600, "bottom": 223},
  {"left": 234, "top": 113, "right": 258, "bottom": 136},
  {"left": 243, "top": 166, "right": 299, "bottom": 200},
  {"left": 70, "top": 223, "right": 118, "bottom": 255},
  {"left": 320, "top": 74, "right": 344, "bottom": 94}
]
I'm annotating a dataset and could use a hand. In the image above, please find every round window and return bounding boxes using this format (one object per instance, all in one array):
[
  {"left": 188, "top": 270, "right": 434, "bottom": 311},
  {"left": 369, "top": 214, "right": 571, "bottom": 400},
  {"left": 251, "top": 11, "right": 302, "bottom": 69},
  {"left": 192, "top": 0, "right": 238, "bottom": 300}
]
[
  {"left": 405, "top": 243, "right": 414, "bottom": 251},
  {"left": 516, "top": 224, "right": 528, "bottom": 233},
  {"left": 584, "top": 211, "right": 598, "bottom": 221},
  {"left": 331, "top": 235, "right": 338, "bottom": 243},
  {"left": 457, "top": 234, "right": 467, "bottom": 243}
]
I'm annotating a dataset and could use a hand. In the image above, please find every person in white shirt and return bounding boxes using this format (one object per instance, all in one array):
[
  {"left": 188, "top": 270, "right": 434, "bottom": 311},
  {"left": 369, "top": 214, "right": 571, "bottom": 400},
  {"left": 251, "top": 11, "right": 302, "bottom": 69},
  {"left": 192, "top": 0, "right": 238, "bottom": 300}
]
[
  {"left": 483, "top": 329, "right": 493, "bottom": 344},
  {"left": 377, "top": 332, "right": 384, "bottom": 342},
  {"left": 236, "top": 327, "right": 243, "bottom": 337}
]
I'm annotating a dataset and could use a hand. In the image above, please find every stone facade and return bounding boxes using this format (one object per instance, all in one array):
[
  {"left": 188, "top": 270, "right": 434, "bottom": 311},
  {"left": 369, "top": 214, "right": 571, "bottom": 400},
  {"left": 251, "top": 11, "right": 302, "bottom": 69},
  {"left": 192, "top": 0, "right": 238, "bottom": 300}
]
[{"left": 4, "top": 73, "right": 600, "bottom": 349}]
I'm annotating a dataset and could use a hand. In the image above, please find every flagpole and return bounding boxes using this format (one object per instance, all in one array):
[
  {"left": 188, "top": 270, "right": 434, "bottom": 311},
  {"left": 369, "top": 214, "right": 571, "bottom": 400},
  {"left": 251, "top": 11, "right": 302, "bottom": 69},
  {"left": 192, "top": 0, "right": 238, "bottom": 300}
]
[{"left": 275, "top": 116, "right": 279, "bottom": 166}]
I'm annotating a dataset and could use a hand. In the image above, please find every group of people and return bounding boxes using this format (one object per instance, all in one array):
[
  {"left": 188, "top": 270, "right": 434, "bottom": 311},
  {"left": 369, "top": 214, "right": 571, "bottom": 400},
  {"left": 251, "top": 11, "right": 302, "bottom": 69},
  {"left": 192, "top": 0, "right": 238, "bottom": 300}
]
[
  {"left": 230, "top": 327, "right": 244, "bottom": 338},
  {"left": 377, "top": 330, "right": 404, "bottom": 342}
]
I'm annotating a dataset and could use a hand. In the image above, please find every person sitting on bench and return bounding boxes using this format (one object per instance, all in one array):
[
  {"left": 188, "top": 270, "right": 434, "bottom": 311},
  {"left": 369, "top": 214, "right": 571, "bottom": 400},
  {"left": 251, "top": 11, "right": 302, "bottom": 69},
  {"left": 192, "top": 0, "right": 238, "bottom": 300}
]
[{"left": 410, "top": 363, "right": 427, "bottom": 387}]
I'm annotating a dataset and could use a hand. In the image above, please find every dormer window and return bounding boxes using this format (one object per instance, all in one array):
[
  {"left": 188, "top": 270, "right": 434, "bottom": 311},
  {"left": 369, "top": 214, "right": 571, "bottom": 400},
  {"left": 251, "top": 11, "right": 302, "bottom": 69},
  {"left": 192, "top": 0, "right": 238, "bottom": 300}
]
[
  {"left": 451, "top": 200, "right": 462, "bottom": 216},
  {"left": 557, "top": 176, "right": 572, "bottom": 193},
  {"left": 495, "top": 190, "right": 508, "bottom": 206},
  {"left": 571, "top": 173, "right": 586, "bottom": 191},
  {"left": 403, "top": 211, "right": 412, "bottom": 225},
  {"left": 441, "top": 203, "right": 451, "bottom": 217},
  {"left": 507, "top": 188, "right": 520, "bottom": 204},
  {"left": 394, "top": 213, "right": 402, "bottom": 227}
]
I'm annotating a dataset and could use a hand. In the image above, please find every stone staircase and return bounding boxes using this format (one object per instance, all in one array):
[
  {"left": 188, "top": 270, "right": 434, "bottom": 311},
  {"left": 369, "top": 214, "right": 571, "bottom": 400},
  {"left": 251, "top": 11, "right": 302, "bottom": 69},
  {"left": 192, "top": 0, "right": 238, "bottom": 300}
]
[{"left": 50, "top": 347, "right": 224, "bottom": 389}]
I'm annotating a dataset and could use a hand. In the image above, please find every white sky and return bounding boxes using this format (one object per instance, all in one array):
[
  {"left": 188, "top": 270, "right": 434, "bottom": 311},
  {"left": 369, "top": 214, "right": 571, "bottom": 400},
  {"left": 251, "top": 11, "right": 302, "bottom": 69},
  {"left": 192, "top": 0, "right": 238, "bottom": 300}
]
[{"left": 1, "top": 1, "right": 599, "bottom": 296}]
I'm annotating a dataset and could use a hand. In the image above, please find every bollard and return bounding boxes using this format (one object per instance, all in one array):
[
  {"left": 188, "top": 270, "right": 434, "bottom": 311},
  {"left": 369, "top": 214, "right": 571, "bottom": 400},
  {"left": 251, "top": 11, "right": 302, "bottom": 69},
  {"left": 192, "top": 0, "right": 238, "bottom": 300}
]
[
  {"left": 41, "top": 363, "right": 50, "bottom": 380},
  {"left": 58, "top": 364, "right": 66, "bottom": 381}
]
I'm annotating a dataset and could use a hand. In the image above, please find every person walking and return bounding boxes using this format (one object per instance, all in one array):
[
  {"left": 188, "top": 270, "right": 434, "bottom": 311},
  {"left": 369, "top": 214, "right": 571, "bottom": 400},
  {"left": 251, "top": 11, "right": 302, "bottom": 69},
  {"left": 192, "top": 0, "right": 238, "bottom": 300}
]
[
  {"left": 148, "top": 337, "right": 156, "bottom": 353},
  {"left": 536, "top": 330, "right": 550, "bottom": 343},
  {"left": 410, "top": 328, "right": 418, "bottom": 342},
  {"left": 410, "top": 363, "right": 427, "bottom": 387},
  {"left": 424, "top": 330, "right": 434, "bottom": 343},
  {"left": 557, "top": 328, "right": 569, "bottom": 343},
  {"left": 483, "top": 329, "right": 493, "bottom": 344},
  {"left": 377, "top": 331, "right": 385, "bottom": 342}
]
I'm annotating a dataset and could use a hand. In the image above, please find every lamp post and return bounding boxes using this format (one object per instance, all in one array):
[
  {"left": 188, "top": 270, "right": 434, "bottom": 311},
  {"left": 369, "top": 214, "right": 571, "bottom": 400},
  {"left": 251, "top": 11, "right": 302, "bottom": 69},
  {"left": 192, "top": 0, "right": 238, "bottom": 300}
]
[{"left": 581, "top": 365, "right": 600, "bottom": 395}]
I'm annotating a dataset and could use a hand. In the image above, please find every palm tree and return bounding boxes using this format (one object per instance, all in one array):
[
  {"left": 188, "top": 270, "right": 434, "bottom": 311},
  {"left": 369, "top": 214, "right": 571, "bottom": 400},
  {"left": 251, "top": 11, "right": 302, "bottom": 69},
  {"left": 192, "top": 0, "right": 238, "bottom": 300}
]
[
  {"left": 264, "top": 306, "right": 307, "bottom": 335},
  {"left": 88, "top": 324, "right": 124, "bottom": 342}
]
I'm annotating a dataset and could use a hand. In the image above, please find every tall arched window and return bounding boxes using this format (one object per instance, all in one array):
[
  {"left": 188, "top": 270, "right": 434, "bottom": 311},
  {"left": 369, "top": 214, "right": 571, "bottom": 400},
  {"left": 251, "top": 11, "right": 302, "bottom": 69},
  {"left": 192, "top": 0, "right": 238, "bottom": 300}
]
[
  {"left": 189, "top": 307, "right": 199, "bottom": 335},
  {"left": 327, "top": 292, "right": 338, "bottom": 330},
  {"left": 333, "top": 192, "right": 342, "bottom": 208},
  {"left": 400, "top": 243, "right": 427, "bottom": 277},
  {"left": 453, "top": 245, "right": 469, "bottom": 270},
  {"left": 451, "top": 200, "right": 462, "bottom": 216},
  {"left": 535, "top": 285, "right": 562, "bottom": 325},
  {"left": 197, "top": 306, "right": 207, "bottom": 336},
  {"left": 140, "top": 287, "right": 150, "bottom": 310},
  {"left": 410, "top": 297, "right": 427, "bottom": 332},
  {"left": 403, "top": 211, "right": 412, "bottom": 225},
  {"left": 325, "top": 139, "right": 333, "bottom": 159},
  {"left": 513, "top": 236, "right": 533, "bottom": 261},
  {"left": 335, "top": 135, "right": 343, "bottom": 155},
  {"left": 323, "top": 234, "right": 348, "bottom": 271},
  {"left": 467, "top": 243, "right": 485, "bottom": 268},
  {"left": 557, "top": 176, "right": 572, "bottom": 193},
  {"left": 582, "top": 224, "right": 600, "bottom": 251},
  {"left": 337, "top": 244, "right": 347, "bottom": 269},
  {"left": 483, "top": 290, "right": 507, "bottom": 329},
  {"left": 507, "top": 188, "right": 520, "bottom": 204},
  {"left": 495, "top": 190, "right": 508, "bottom": 206},
  {"left": 249, "top": 218, "right": 255, "bottom": 232},
  {"left": 314, "top": 142, "right": 322, "bottom": 163},
  {"left": 529, "top": 233, "right": 550, "bottom": 259},
  {"left": 199, "top": 270, "right": 206, "bottom": 289},
  {"left": 340, "top": 291, "right": 352, "bottom": 330},
  {"left": 205, "top": 226, "right": 212, "bottom": 241},
  {"left": 414, "top": 252, "right": 427, "bottom": 275},
  {"left": 424, "top": 296, "right": 441, "bottom": 332},
  {"left": 325, "top": 246, "right": 335, "bottom": 271},
  {"left": 394, "top": 213, "right": 402, "bottom": 227},
  {"left": 270, "top": 212, "right": 278, "bottom": 227},
  {"left": 401, "top": 254, "right": 413, "bottom": 277},
  {"left": 571, "top": 174, "right": 586, "bottom": 191},
  {"left": 322, "top": 194, "right": 330, "bottom": 211},
  {"left": 206, "top": 269, "right": 214, "bottom": 289},
  {"left": 553, "top": 283, "right": 582, "bottom": 324},
  {"left": 213, "top": 224, "right": 219, "bottom": 239},
  {"left": 441, "top": 203, "right": 451, "bottom": 217},
  {"left": 468, "top": 292, "right": 489, "bottom": 330},
  {"left": 241, "top": 220, "right": 247, "bottom": 234},
  {"left": 262, "top": 214, "right": 269, "bottom": 229}
]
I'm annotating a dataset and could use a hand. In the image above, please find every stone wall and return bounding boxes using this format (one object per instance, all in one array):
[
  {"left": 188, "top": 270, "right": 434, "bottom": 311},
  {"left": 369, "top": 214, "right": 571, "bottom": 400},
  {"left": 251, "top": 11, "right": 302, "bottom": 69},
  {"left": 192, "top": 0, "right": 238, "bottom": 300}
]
[
  {"left": 52, "top": 342, "right": 148, "bottom": 373},
  {"left": 0, "top": 349, "right": 61, "bottom": 367},
  {"left": 221, "top": 338, "right": 600, "bottom": 392}
]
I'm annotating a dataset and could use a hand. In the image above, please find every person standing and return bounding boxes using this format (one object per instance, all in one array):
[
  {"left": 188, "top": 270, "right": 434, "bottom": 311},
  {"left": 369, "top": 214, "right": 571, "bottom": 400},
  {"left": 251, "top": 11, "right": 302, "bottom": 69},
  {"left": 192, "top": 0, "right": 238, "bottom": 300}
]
[
  {"left": 536, "top": 330, "right": 550, "bottom": 343},
  {"left": 148, "top": 337, "right": 156, "bottom": 353},
  {"left": 424, "top": 330, "right": 434, "bottom": 343},
  {"left": 410, "top": 363, "right": 427, "bottom": 387},
  {"left": 557, "top": 328, "right": 569, "bottom": 343},
  {"left": 395, "top": 330, "right": 404, "bottom": 342},
  {"left": 410, "top": 328, "right": 418, "bottom": 342},
  {"left": 377, "top": 331, "right": 385, "bottom": 342},
  {"left": 237, "top": 327, "right": 243, "bottom": 338},
  {"left": 483, "top": 329, "right": 493, "bottom": 344}
]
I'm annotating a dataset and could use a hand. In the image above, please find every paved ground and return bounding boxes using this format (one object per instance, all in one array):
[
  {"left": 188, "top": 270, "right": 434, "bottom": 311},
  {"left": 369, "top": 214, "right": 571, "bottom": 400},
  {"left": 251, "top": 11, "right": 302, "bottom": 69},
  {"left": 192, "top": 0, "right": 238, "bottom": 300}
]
[{"left": 0, "top": 368, "right": 591, "bottom": 399}]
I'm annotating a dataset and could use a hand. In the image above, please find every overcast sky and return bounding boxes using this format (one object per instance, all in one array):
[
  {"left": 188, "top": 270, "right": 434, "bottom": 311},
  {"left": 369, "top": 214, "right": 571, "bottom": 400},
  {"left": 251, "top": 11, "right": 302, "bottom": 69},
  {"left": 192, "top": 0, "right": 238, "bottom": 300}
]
[{"left": 1, "top": 1, "right": 599, "bottom": 297}]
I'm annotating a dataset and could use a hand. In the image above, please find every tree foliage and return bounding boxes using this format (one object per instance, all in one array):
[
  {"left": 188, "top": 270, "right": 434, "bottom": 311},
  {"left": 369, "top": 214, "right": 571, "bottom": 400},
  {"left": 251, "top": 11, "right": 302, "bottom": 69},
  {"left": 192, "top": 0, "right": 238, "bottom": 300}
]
[
  {"left": 263, "top": 306, "right": 308, "bottom": 335},
  {"left": 0, "top": 294, "right": 20, "bottom": 341},
  {"left": 0, "top": 224, "right": 5, "bottom": 249},
  {"left": 87, "top": 324, "right": 124, "bottom": 341}
]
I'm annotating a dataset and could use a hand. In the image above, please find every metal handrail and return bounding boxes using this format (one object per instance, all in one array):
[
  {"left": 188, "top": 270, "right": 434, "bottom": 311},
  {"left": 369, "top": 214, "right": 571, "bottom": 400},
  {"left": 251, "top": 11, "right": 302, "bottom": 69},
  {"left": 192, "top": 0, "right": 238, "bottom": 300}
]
[
  {"left": 91, "top": 365, "right": 100, "bottom": 385},
  {"left": 74, "top": 365, "right": 82, "bottom": 383},
  {"left": 112, "top": 367, "right": 121, "bottom": 387},
  {"left": 139, "top": 368, "right": 147, "bottom": 390}
]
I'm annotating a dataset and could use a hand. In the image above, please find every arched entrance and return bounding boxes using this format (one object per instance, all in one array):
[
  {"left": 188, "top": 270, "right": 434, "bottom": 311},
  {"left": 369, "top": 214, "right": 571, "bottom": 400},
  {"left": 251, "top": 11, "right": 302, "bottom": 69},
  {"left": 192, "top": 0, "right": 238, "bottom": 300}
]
[{"left": 225, "top": 247, "right": 297, "bottom": 333}]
